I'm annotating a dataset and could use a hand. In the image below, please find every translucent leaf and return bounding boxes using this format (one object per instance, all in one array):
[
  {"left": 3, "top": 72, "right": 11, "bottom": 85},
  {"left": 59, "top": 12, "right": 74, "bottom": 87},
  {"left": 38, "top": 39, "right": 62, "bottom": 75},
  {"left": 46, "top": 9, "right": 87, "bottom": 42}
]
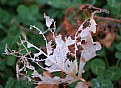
[
  {"left": 46, "top": 41, "right": 53, "bottom": 55},
  {"left": 32, "top": 70, "right": 62, "bottom": 84},
  {"left": 93, "top": 42, "right": 102, "bottom": 50},
  {"left": 34, "top": 52, "right": 42, "bottom": 57},
  {"left": 75, "top": 82, "right": 89, "bottom": 88},
  {"left": 66, "top": 36, "right": 75, "bottom": 46},
  {"left": 80, "top": 28, "right": 91, "bottom": 39},
  {"left": 89, "top": 13, "right": 97, "bottom": 33},
  {"left": 65, "top": 75, "right": 78, "bottom": 84},
  {"left": 27, "top": 42, "right": 34, "bottom": 48},
  {"left": 44, "top": 13, "right": 54, "bottom": 28},
  {"left": 78, "top": 61, "right": 86, "bottom": 77},
  {"left": 81, "top": 44, "right": 97, "bottom": 61},
  {"left": 66, "top": 60, "right": 78, "bottom": 75},
  {"left": 45, "top": 35, "right": 78, "bottom": 74},
  {"left": 25, "top": 61, "right": 35, "bottom": 70},
  {"left": 40, "top": 76, "right": 61, "bottom": 84}
]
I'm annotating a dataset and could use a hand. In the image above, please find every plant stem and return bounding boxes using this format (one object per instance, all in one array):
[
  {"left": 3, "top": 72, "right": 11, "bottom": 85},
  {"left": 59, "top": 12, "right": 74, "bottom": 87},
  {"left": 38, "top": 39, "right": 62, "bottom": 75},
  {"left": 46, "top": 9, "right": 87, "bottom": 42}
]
[{"left": 104, "top": 47, "right": 109, "bottom": 68}]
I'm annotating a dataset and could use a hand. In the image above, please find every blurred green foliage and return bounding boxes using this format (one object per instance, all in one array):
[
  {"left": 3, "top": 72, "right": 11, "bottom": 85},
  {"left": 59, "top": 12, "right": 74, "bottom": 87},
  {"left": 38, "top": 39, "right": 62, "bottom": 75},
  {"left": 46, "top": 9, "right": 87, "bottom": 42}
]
[{"left": 0, "top": 0, "right": 121, "bottom": 88}]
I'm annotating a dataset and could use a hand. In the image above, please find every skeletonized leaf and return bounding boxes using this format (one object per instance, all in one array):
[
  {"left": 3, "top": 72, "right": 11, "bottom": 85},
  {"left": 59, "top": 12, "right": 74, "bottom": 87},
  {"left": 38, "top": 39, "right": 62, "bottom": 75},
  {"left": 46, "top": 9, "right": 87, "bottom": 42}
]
[
  {"left": 65, "top": 75, "right": 78, "bottom": 84},
  {"left": 26, "top": 62, "right": 35, "bottom": 70},
  {"left": 89, "top": 13, "right": 97, "bottom": 33},
  {"left": 45, "top": 35, "right": 78, "bottom": 74},
  {"left": 75, "top": 82, "right": 89, "bottom": 88},
  {"left": 44, "top": 13, "right": 54, "bottom": 28},
  {"left": 46, "top": 41, "right": 53, "bottom": 55},
  {"left": 78, "top": 60, "right": 86, "bottom": 77},
  {"left": 27, "top": 42, "right": 34, "bottom": 48},
  {"left": 93, "top": 42, "right": 102, "bottom": 50},
  {"left": 34, "top": 52, "right": 42, "bottom": 57},
  {"left": 66, "top": 36, "right": 75, "bottom": 46},
  {"left": 66, "top": 59, "right": 78, "bottom": 75},
  {"left": 5, "top": 11, "right": 102, "bottom": 87}
]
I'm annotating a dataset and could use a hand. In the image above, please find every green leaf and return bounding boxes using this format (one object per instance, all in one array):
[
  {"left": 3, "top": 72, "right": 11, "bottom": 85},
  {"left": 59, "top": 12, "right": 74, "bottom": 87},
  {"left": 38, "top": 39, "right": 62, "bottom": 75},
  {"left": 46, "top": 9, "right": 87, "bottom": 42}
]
[
  {"left": 20, "top": 79, "right": 35, "bottom": 88},
  {"left": 5, "top": 77, "right": 14, "bottom": 88},
  {"left": 0, "top": 85, "right": 3, "bottom": 88},
  {"left": 91, "top": 59, "right": 106, "bottom": 75},
  {"left": 96, "top": 47, "right": 105, "bottom": 57},
  {"left": 50, "top": 0, "right": 82, "bottom": 9},
  {"left": 17, "top": 5, "right": 29, "bottom": 16},
  {"left": 82, "top": 0, "right": 96, "bottom": 5},
  {"left": 115, "top": 51, "right": 121, "bottom": 60},
  {"left": 116, "top": 43, "right": 121, "bottom": 51},
  {"left": 35, "top": 0, "right": 49, "bottom": 4},
  {"left": 101, "top": 79, "right": 113, "bottom": 88},
  {"left": 29, "top": 5, "right": 39, "bottom": 15},
  {"left": 17, "top": 4, "right": 39, "bottom": 25},
  {"left": 84, "top": 60, "right": 91, "bottom": 71},
  {"left": 107, "top": 0, "right": 121, "bottom": 18},
  {"left": 90, "top": 78, "right": 101, "bottom": 88},
  {"left": 90, "top": 77, "right": 114, "bottom": 88},
  {"left": 13, "top": 80, "right": 24, "bottom": 88},
  {"left": 5, "top": 56, "right": 16, "bottom": 66},
  {"left": 116, "top": 35, "right": 121, "bottom": 41},
  {"left": 0, "top": 58, "right": 5, "bottom": 71},
  {"left": 68, "top": 81, "right": 77, "bottom": 88},
  {"left": 104, "top": 66, "right": 121, "bottom": 81},
  {"left": 0, "top": 9, "right": 11, "bottom": 24}
]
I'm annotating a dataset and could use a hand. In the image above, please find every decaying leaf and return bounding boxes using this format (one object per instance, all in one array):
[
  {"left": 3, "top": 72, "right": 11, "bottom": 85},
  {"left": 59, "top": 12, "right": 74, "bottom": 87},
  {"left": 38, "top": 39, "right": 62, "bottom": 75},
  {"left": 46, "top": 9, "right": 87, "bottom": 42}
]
[
  {"left": 44, "top": 13, "right": 54, "bottom": 28},
  {"left": 5, "top": 12, "right": 102, "bottom": 88},
  {"left": 36, "top": 71, "right": 59, "bottom": 88},
  {"left": 100, "top": 32, "right": 115, "bottom": 48},
  {"left": 75, "top": 82, "right": 89, "bottom": 88}
]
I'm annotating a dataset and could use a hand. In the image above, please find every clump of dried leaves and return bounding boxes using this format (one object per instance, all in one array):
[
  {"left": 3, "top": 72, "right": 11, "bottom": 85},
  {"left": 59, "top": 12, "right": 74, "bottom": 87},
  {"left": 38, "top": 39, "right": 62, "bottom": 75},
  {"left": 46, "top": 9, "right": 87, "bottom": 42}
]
[{"left": 5, "top": 11, "right": 103, "bottom": 88}]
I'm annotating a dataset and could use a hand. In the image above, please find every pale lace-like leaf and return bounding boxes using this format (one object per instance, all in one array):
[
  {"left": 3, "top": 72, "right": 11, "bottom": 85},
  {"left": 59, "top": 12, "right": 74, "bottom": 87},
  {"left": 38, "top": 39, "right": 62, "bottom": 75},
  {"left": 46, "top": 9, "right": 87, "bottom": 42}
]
[
  {"left": 44, "top": 13, "right": 54, "bottom": 28},
  {"left": 75, "top": 82, "right": 89, "bottom": 88},
  {"left": 32, "top": 70, "right": 62, "bottom": 84},
  {"left": 93, "top": 42, "right": 102, "bottom": 50},
  {"left": 78, "top": 61, "right": 86, "bottom": 77},
  {"left": 80, "top": 28, "right": 91, "bottom": 39},
  {"left": 46, "top": 41, "right": 53, "bottom": 55},
  {"left": 45, "top": 35, "right": 78, "bottom": 74},
  {"left": 65, "top": 75, "right": 78, "bottom": 84},
  {"left": 27, "top": 42, "right": 34, "bottom": 48},
  {"left": 4, "top": 11, "right": 103, "bottom": 87},
  {"left": 66, "top": 36, "right": 75, "bottom": 46},
  {"left": 34, "top": 52, "right": 42, "bottom": 57},
  {"left": 81, "top": 44, "right": 97, "bottom": 61},
  {"left": 66, "top": 59, "right": 78, "bottom": 75},
  {"left": 89, "top": 13, "right": 97, "bottom": 33},
  {"left": 25, "top": 61, "right": 35, "bottom": 70}
]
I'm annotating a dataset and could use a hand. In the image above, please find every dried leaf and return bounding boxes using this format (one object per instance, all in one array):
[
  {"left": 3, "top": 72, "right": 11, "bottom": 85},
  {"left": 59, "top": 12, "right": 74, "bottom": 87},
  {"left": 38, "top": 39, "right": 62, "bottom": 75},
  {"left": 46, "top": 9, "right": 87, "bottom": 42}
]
[
  {"left": 5, "top": 11, "right": 102, "bottom": 87},
  {"left": 46, "top": 41, "right": 53, "bottom": 55},
  {"left": 100, "top": 32, "right": 115, "bottom": 48},
  {"left": 27, "top": 42, "right": 34, "bottom": 48},
  {"left": 89, "top": 13, "right": 97, "bottom": 33},
  {"left": 44, "top": 13, "right": 54, "bottom": 28},
  {"left": 75, "top": 82, "right": 89, "bottom": 88}
]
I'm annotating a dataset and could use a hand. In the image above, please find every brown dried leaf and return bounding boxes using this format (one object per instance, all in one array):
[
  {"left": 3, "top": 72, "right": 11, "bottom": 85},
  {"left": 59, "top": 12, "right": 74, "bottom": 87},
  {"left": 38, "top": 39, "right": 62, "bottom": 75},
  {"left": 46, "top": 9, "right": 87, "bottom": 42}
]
[
  {"left": 35, "top": 84, "right": 58, "bottom": 88},
  {"left": 75, "top": 82, "right": 89, "bottom": 88},
  {"left": 100, "top": 32, "right": 115, "bottom": 48},
  {"left": 35, "top": 71, "right": 59, "bottom": 88}
]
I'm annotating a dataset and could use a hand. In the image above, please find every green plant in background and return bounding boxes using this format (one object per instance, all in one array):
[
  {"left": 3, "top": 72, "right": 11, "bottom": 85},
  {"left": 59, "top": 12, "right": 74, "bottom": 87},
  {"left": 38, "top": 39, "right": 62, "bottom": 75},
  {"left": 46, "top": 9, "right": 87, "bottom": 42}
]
[{"left": 0, "top": 0, "right": 121, "bottom": 88}]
